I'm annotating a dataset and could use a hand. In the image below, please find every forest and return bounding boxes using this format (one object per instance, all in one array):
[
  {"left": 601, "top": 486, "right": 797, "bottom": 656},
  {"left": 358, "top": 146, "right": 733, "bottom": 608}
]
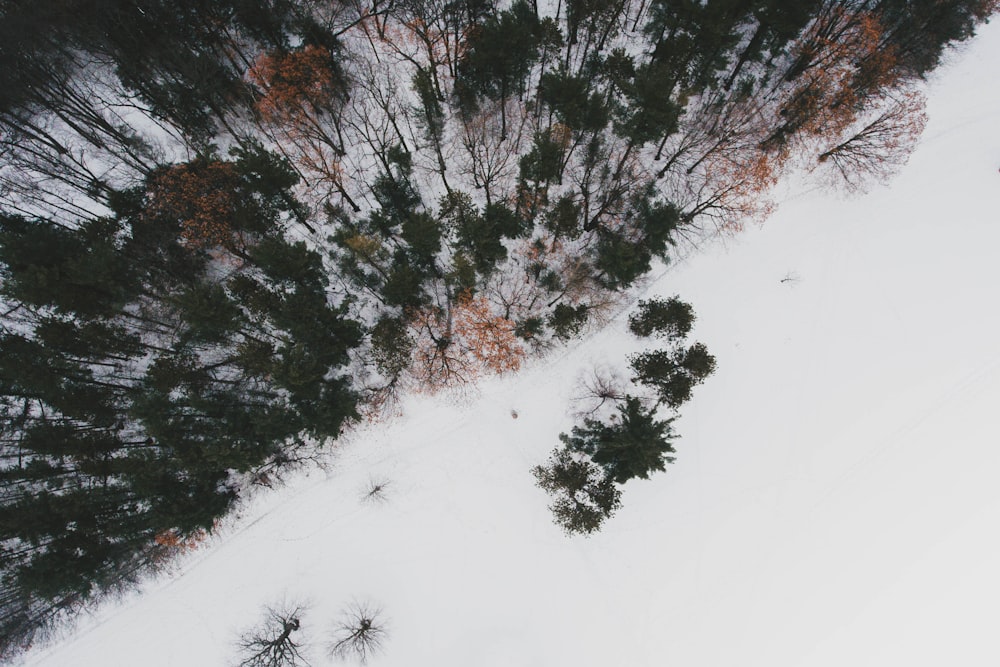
[{"left": 0, "top": 0, "right": 995, "bottom": 658}]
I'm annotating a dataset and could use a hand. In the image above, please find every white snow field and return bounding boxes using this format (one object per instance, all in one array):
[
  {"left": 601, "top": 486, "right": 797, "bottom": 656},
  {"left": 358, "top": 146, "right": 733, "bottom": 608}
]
[{"left": 23, "top": 20, "right": 1000, "bottom": 667}]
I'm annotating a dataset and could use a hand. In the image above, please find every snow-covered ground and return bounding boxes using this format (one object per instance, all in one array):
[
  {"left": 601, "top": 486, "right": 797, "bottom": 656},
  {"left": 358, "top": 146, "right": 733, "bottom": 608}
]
[{"left": 23, "top": 21, "right": 1000, "bottom": 667}]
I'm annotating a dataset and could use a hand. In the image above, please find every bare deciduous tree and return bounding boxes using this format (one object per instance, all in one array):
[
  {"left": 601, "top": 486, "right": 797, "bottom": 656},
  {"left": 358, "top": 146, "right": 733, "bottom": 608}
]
[
  {"left": 236, "top": 603, "right": 309, "bottom": 667},
  {"left": 408, "top": 290, "right": 525, "bottom": 391},
  {"left": 458, "top": 99, "right": 528, "bottom": 206},
  {"left": 812, "top": 88, "right": 927, "bottom": 193},
  {"left": 328, "top": 602, "right": 387, "bottom": 664},
  {"left": 570, "top": 365, "right": 628, "bottom": 419}
]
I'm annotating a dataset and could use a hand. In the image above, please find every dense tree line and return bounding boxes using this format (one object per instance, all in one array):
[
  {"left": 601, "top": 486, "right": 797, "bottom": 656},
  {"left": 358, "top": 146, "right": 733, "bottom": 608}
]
[
  {"left": 1, "top": 0, "right": 995, "bottom": 654},
  {"left": 0, "top": 145, "right": 360, "bottom": 655}
]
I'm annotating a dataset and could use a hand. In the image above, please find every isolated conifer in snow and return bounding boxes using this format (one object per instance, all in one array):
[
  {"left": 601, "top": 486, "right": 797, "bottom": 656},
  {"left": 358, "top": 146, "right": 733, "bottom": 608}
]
[
  {"left": 628, "top": 296, "right": 695, "bottom": 340},
  {"left": 532, "top": 447, "right": 622, "bottom": 535},
  {"left": 560, "top": 395, "right": 677, "bottom": 484}
]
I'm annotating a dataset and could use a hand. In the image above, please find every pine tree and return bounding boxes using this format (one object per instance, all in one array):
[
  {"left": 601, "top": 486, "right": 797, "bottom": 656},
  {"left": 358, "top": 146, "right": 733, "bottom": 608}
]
[
  {"left": 628, "top": 296, "right": 695, "bottom": 340},
  {"left": 560, "top": 395, "right": 677, "bottom": 483},
  {"left": 532, "top": 448, "right": 622, "bottom": 535},
  {"left": 629, "top": 342, "right": 717, "bottom": 409}
]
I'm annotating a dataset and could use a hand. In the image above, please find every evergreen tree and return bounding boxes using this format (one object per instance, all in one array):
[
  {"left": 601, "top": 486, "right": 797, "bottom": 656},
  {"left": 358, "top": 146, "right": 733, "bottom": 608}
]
[
  {"left": 0, "top": 214, "right": 141, "bottom": 318},
  {"left": 560, "top": 395, "right": 676, "bottom": 483},
  {"left": 2, "top": 0, "right": 996, "bottom": 650},
  {"left": 615, "top": 61, "right": 683, "bottom": 145},
  {"left": 370, "top": 315, "right": 416, "bottom": 381},
  {"left": 456, "top": 0, "right": 559, "bottom": 137},
  {"left": 0, "top": 146, "right": 362, "bottom": 653},
  {"left": 544, "top": 195, "right": 584, "bottom": 241},
  {"left": 519, "top": 132, "right": 566, "bottom": 186},
  {"left": 548, "top": 303, "right": 589, "bottom": 340},
  {"left": 440, "top": 194, "right": 524, "bottom": 276},
  {"left": 592, "top": 227, "right": 654, "bottom": 289},
  {"left": 538, "top": 68, "right": 611, "bottom": 135},
  {"left": 629, "top": 342, "right": 717, "bottom": 409},
  {"left": 589, "top": 186, "right": 678, "bottom": 289},
  {"left": 878, "top": 0, "right": 997, "bottom": 77},
  {"left": 532, "top": 447, "right": 621, "bottom": 535},
  {"left": 628, "top": 296, "right": 695, "bottom": 340}
]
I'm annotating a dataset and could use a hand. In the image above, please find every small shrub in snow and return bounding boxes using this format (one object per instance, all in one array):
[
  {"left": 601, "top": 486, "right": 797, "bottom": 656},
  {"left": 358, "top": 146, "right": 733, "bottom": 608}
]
[{"left": 361, "top": 478, "right": 391, "bottom": 504}]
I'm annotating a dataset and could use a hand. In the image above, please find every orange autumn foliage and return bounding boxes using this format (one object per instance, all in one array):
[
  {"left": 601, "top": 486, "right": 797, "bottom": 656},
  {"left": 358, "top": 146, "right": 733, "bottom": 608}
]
[
  {"left": 814, "top": 87, "right": 928, "bottom": 192},
  {"left": 153, "top": 528, "right": 207, "bottom": 554},
  {"left": 376, "top": 14, "right": 472, "bottom": 81},
  {"left": 779, "top": 10, "right": 899, "bottom": 144},
  {"left": 680, "top": 147, "right": 784, "bottom": 234},
  {"left": 248, "top": 45, "right": 343, "bottom": 125},
  {"left": 410, "top": 303, "right": 477, "bottom": 389},
  {"left": 550, "top": 122, "right": 573, "bottom": 151},
  {"left": 145, "top": 161, "right": 240, "bottom": 249},
  {"left": 515, "top": 182, "right": 548, "bottom": 219},
  {"left": 452, "top": 291, "right": 524, "bottom": 373},
  {"left": 247, "top": 46, "right": 359, "bottom": 210},
  {"left": 409, "top": 290, "right": 525, "bottom": 391}
]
